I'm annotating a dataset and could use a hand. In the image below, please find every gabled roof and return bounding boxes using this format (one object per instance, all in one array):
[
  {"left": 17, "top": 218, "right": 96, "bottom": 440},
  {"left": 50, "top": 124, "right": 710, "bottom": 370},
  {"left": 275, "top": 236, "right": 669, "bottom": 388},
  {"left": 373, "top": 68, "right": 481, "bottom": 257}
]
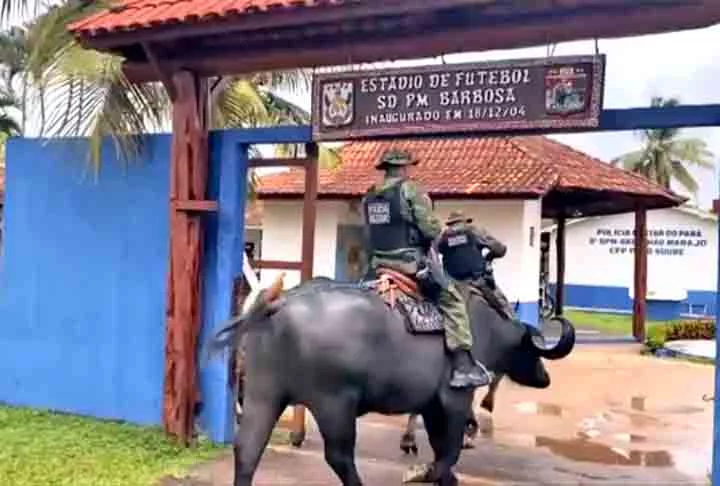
[
  {"left": 257, "top": 136, "right": 685, "bottom": 218},
  {"left": 70, "top": 0, "right": 337, "bottom": 37},
  {"left": 68, "top": 1, "right": 720, "bottom": 83}
]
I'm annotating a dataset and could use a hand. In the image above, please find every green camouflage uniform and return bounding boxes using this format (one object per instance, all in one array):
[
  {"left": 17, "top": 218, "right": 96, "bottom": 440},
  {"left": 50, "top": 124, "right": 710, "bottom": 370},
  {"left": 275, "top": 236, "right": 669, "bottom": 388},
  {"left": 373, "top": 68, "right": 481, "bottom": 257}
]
[
  {"left": 365, "top": 177, "right": 473, "bottom": 352},
  {"left": 447, "top": 220, "right": 516, "bottom": 322}
]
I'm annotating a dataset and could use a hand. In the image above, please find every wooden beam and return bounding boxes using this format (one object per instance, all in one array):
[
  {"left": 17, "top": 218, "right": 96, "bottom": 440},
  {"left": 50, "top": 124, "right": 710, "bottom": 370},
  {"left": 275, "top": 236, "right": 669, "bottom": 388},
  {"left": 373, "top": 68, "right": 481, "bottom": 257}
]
[
  {"left": 291, "top": 142, "right": 319, "bottom": 448},
  {"left": 172, "top": 200, "right": 218, "bottom": 212},
  {"left": 254, "top": 260, "right": 303, "bottom": 271},
  {"left": 140, "top": 42, "right": 176, "bottom": 100},
  {"left": 164, "top": 70, "right": 209, "bottom": 445},
  {"left": 248, "top": 158, "right": 309, "bottom": 168},
  {"left": 120, "top": 3, "right": 720, "bottom": 82},
  {"left": 554, "top": 214, "right": 566, "bottom": 316},
  {"left": 633, "top": 207, "right": 648, "bottom": 342}
]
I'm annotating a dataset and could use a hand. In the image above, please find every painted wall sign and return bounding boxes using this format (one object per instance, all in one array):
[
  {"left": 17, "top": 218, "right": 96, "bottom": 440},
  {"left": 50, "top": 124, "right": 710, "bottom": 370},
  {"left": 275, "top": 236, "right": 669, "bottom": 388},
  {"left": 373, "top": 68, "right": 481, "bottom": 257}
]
[
  {"left": 588, "top": 227, "right": 708, "bottom": 256},
  {"left": 311, "top": 55, "right": 606, "bottom": 141}
]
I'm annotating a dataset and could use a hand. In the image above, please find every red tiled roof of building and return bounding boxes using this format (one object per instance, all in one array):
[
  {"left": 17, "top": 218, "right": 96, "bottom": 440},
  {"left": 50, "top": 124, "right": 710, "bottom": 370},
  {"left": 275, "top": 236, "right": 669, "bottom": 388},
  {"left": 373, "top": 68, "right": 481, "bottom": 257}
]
[
  {"left": 257, "top": 136, "right": 681, "bottom": 205},
  {"left": 70, "top": 0, "right": 352, "bottom": 37}
]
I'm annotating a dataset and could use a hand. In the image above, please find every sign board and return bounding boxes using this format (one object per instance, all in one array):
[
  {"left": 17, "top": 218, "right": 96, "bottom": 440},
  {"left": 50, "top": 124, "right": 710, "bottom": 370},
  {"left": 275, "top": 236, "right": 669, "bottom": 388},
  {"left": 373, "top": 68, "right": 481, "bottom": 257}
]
[{"left": 312, "top": 55, "right": 605, "bottom": 141}]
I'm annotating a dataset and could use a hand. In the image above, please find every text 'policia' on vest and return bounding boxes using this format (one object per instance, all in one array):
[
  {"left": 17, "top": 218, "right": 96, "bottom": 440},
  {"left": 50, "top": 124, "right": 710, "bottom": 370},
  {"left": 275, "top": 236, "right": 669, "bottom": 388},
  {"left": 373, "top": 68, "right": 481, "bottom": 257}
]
[
  {"left": 363, "top": 180, "right": 428, "bottom": 253},
  {"left": 439, "top": 224, "right": 487, "bottom": 281}
]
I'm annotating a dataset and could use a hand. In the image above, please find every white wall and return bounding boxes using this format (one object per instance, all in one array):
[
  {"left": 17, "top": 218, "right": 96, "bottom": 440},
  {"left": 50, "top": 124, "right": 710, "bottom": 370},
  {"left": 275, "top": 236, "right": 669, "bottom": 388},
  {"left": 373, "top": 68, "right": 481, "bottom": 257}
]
[
  {"left": 435, "top": 199, "right": 541, "bottom": 304},
  {"left": 548, "top": 207, "right": 718, "bottom": 298},
  {"left": 258, "top": 200, "right": 345, "bottom": 288},
  {"left": 258, "top": 198, "right": 543, "bottom": 304}
]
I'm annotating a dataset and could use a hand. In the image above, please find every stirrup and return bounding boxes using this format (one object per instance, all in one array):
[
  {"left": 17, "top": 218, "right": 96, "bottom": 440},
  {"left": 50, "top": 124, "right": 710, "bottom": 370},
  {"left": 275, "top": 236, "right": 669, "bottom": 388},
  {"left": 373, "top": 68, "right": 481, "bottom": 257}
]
[{"left": 473, "top": 359, "right": 493, "bottom": 379}]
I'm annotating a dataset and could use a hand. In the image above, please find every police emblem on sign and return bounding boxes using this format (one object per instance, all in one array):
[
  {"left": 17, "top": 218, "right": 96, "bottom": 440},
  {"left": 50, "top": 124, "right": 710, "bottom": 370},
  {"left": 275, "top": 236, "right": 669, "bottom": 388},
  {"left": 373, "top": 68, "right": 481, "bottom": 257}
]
[
  {"left": 544, "top": 65, "right": 589, "bottom": 116},
  {"left": 367, "top": 202, "right": 390, "bottom": 225},
  {"left": 321, "top": 81, "right": 354, "bottom": 128}
]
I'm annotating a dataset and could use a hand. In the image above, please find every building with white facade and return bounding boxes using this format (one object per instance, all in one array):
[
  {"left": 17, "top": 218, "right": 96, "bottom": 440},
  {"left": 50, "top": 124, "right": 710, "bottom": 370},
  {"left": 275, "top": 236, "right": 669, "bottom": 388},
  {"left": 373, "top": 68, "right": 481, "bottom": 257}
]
[
  {"left": 545, "top": 205, "right": 717, "bottom": 320},
  {"left": 249, "top": 136, "right": 682, "bottom": 327}
]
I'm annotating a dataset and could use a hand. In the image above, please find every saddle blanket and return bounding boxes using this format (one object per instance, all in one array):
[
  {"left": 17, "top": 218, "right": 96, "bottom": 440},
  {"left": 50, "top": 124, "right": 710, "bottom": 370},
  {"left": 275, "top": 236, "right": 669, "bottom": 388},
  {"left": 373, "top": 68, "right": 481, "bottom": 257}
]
[{"left": 394, "top": 292, "right": 445, "bottom": 334}]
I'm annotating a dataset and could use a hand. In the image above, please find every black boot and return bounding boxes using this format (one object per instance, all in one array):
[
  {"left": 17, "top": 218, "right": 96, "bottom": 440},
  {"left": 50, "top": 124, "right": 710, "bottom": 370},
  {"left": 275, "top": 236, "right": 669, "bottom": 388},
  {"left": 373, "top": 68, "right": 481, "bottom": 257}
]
[{"left": 449, "top": 350, "right": 492, "bottom": 389}]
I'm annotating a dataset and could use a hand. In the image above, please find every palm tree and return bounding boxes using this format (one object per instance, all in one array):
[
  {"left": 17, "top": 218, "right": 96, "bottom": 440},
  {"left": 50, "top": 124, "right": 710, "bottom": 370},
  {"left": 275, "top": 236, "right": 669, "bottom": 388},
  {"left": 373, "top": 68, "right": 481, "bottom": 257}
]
[
  {"left": 613, "top": 96, "right": 715, "bottom": 195},
  {"left": 20, "top": 1, "right": 337, "bottom": 178}
]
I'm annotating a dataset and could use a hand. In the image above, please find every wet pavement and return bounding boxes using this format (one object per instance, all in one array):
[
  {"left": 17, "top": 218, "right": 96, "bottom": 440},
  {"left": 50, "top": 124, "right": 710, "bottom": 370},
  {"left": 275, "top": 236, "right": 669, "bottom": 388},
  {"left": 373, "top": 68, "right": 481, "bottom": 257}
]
[{"left": 167, "top": 344, "right": 713, "bottom": 485}]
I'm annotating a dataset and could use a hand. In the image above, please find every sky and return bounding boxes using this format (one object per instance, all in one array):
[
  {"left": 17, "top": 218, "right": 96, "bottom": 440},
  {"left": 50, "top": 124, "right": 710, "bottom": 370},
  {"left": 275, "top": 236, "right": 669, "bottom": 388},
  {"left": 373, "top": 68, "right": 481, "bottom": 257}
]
[{"left": 277, "top": 24, "right": 720, "bottom": 209}]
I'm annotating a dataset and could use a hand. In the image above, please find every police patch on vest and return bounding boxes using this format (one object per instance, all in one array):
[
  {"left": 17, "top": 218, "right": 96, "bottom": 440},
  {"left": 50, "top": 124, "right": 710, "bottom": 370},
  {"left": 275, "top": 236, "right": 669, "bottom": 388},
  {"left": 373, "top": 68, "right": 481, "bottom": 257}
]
[
  {"left": 367, "top": 202, "right": 391, "bottom": 224},
  {"left": 447, "top": 234, "right": 469, "bottom": 247}
]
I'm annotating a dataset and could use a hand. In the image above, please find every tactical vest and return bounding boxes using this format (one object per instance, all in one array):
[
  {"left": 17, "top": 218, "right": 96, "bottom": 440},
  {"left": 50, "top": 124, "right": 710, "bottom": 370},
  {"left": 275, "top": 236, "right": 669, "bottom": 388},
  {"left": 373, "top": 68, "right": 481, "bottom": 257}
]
[
  {"left": 363, "top": 180, "right": 420, "bottom": 252},
  {"left": 439, "top": 226, "right": 486, "bottom": 280}
]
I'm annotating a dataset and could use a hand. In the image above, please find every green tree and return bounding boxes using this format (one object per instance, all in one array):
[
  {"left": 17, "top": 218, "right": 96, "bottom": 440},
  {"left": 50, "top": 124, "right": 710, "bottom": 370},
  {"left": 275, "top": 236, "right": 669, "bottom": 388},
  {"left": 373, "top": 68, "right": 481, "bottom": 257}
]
[
  {"left": 17, "top": 1, "right": 336, "bottom": 179},
  {"left": 613, "top": 96, "right": 715, "bottom": 195}
]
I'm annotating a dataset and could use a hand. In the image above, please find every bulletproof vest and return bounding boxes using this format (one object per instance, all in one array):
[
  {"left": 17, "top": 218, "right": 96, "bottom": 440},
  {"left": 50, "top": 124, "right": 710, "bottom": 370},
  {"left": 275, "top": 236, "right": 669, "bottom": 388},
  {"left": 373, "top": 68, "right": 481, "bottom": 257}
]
[
  {"left": 363, "top": 180, "right": 421, "bottom": 252},
  {"left": 439, "top": 226, "right": 486, "bottom": 280}
]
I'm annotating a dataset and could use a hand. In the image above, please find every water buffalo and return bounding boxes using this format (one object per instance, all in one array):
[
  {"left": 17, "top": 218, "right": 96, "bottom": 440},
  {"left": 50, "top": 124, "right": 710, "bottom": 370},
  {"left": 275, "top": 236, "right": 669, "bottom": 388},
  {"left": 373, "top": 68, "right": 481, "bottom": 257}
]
[
  {"left": 401, "top": 373, "right": 504, "bottom": 455},
  {"left": 211, "top": 275, "right": 575, "bottom": 486}
]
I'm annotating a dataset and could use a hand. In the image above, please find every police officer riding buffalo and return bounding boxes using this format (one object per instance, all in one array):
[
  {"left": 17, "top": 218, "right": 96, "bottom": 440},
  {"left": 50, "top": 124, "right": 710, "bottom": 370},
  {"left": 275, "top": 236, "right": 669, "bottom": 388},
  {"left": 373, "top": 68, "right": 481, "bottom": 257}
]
[{"left": 211, "top": 148, "right": 576, "bottom": 486}]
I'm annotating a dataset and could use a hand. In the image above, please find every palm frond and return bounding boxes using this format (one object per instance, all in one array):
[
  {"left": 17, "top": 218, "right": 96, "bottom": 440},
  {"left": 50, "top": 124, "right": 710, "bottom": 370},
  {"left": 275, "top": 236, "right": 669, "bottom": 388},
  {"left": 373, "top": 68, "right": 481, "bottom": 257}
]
[
  {"left": 213, "top": 77, "right": 271, "bottom": 129},
  {"left": 668, "top": 138, "right": 715, "bottom": 168},
  {"left": 670, "top": 160, "right": 699, "bottom": 194},
  {"left": 616, "top": 148, "right": 648, "bottom": 171}
]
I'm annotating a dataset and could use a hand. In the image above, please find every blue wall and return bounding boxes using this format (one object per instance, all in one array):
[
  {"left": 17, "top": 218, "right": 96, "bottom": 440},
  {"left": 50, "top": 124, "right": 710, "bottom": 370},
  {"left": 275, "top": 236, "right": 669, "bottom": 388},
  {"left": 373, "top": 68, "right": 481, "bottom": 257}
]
[
  {"left": 552, "top": 283, "right": 716, "bottom": 320},
  {"left": 0, "top": 128, "right": 309, "bottom": 444},
  {"left": 0, "top": 136, "right": 171, "bottom": 425}
]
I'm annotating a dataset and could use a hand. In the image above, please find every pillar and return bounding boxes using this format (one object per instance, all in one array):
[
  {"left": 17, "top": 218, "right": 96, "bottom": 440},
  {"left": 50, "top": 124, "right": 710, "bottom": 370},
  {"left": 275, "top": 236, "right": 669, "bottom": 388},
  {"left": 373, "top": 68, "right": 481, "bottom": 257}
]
[
  {"left": 164, "top": 71, "right": 209, "bottom": 444},
  {"left": 290, "top": 143, "right": 318, "bottom": 447},
  {"left": 712, "top": 197, "right": 720, "bottom": 485},
  {"left": 555, "top": 214, "right": 566, "bottom": 316},
  {"left": 632, "top": 207, "right": 648, "bottom": 342}
]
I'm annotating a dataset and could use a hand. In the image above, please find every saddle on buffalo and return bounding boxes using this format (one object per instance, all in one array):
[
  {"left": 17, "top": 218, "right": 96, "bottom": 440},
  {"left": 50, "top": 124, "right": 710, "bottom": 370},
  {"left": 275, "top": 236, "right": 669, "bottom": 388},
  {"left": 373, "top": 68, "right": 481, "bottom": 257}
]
[{"left": 362, "top": 267, "right": 445, "bottom": 335}]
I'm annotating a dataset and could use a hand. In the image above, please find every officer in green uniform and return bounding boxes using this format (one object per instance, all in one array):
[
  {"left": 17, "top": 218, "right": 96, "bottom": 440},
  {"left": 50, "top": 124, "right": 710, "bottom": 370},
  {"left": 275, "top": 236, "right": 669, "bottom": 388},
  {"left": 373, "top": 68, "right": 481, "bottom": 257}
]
[
  {"left": 438, "top": 210, "right": 517, "bottom": 322},
  {"left": 361, "top": 149, "right": 491, "bottom": 389}
]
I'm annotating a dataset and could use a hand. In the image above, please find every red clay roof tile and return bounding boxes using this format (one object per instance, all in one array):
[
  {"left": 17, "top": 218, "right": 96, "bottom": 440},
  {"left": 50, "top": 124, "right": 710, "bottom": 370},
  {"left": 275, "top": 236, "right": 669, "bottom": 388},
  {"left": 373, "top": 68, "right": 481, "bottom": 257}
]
[
  {"left": 256, "top": 136, "right": 681, "bottom": 206},
  {"left": 70, "top": 0, "right": 353, "bottom": 37}
]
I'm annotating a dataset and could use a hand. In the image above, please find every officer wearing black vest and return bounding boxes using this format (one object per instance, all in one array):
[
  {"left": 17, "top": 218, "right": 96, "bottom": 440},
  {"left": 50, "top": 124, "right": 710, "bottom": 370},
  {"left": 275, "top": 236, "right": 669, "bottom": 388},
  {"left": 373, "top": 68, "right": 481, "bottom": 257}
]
[
  {"left": 362, "top": 150, "right": 492, "bottom": 389},
  {"left": 438, "top": 210, "right": 516, "bottom": 322}
]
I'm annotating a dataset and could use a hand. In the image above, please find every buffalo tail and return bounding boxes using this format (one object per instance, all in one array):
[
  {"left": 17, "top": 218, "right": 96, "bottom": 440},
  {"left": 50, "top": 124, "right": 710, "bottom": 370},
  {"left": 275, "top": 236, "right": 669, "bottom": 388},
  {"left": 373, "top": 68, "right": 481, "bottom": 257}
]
[{"left": 205, "top": 273, "right": 285, "bottom": 360}]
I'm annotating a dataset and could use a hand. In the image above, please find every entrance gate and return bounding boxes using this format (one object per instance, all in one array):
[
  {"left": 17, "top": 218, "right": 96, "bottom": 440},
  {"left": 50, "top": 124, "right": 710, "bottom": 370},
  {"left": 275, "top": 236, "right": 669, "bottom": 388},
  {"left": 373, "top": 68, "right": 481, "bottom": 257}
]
[{"left": 67, "top": 1, "right": 720, "bottom": 481}]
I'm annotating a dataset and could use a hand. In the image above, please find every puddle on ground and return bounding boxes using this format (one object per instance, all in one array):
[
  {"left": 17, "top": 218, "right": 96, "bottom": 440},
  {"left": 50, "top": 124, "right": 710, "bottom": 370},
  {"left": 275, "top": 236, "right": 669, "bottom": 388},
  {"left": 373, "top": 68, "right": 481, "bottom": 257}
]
[
  {"left": 658, "top": 405, "right": 706, "bottom": 415},
  {"left": 535, "top": 436, "right": 674, "bottom": 468},
  {"left": 513, "top": 401, "right": 564, "bottom": 417}
]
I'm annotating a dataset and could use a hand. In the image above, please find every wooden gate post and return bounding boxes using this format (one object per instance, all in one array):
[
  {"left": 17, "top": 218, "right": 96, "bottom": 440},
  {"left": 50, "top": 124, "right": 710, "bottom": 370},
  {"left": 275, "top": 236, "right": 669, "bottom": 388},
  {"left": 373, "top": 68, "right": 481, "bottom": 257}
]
[
  {"left": 163, "top": 70, "right": 210, "bottom": 444},
  {"left": 290, "top": 142, "right": 319, "bottom": 447},
  {"left": 554, "top": 214, "right": 566, "bottom": 316},
  {"left": 633, "top": 207, "right": 648, "bottom": 342}
]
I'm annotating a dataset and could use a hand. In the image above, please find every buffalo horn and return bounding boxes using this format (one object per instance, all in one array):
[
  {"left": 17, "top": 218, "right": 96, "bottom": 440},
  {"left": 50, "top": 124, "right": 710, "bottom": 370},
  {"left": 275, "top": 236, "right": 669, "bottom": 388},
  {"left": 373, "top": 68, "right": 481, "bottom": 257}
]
[{"left": 526, "top": 316, "right": 576, "bottom": 360}]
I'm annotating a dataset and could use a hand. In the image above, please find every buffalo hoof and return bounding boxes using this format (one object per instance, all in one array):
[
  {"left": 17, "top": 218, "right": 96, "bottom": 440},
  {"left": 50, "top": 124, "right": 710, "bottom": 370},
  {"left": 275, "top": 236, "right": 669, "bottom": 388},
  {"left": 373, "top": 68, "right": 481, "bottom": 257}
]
[
  {"left": 461, "top": 437, "right": 475, "bottom": 449},
  {"left": 400, "top": 434, "right": 418, "bottom": 455},
  {"left": 402, "top": 463, "right": 433, "bottom": 483},
  {"left": 289, "top": 430, "right": 305, "bottom": 448},
  {"left": 437, "top": 473, "right": 459, "bottom": 486}
]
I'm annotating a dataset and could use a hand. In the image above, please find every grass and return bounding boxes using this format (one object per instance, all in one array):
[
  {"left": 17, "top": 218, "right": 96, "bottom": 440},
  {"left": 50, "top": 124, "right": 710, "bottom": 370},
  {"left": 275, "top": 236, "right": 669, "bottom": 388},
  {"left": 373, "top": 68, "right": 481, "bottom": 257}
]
[
  {"left": 0, "top": 405, "right": 227, "bottom": 486},
  {"left": 563, "top": 309, "right": 668, "bottom": 336}
]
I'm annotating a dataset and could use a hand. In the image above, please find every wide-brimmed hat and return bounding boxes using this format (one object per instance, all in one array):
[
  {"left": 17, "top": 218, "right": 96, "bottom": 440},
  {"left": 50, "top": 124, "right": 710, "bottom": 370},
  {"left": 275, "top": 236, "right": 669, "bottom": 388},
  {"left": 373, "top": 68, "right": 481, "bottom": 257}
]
[
  {"left": 375, "top": 149, "right": 418, "bottom": 170},
  {"left": 446, "top": 210, "right": 473, "bottom": 225}
]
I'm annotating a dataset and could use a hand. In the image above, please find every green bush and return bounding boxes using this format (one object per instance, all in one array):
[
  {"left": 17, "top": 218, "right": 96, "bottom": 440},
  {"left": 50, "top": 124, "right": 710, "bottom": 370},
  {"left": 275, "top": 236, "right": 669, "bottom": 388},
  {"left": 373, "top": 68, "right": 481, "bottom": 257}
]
[
  {"left": 645, "top": 319, "right": 715, "bottom": 351},
  {"left": 645, "top": 325, "right": 667, "bottom": 351},
  {"left": 665, "top": 319, "right": 715, "bottom": 341}
]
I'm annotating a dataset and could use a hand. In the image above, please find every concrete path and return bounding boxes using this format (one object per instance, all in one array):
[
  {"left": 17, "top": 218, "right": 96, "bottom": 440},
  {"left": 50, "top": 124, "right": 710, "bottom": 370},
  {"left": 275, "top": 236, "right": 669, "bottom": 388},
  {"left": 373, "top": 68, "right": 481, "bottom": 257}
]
[
  {"left": 165, "top": 345, "right": 712, "bottom": 485},
  {"left": 664, "top": 339, "right": 715, "bottom": 360}
]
